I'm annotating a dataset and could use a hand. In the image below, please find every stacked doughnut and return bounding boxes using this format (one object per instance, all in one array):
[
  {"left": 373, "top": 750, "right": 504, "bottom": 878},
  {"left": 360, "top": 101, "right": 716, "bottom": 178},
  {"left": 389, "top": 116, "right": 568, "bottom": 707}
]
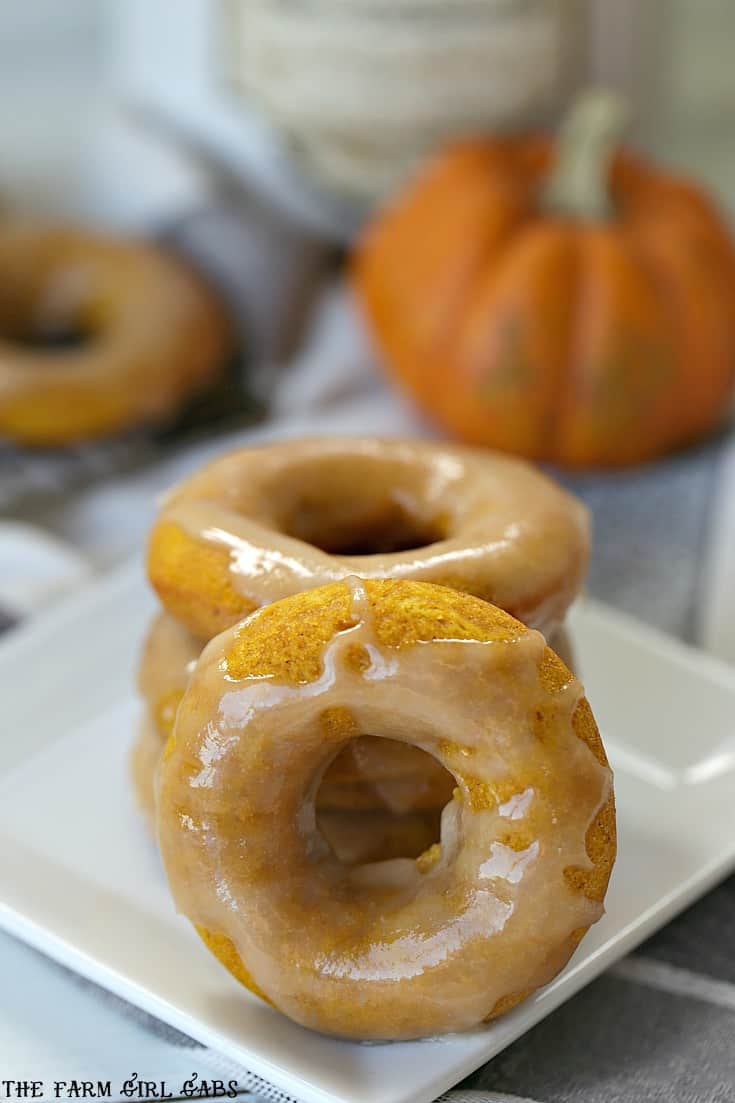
[
  {"left": 136, "top": 436, "right": 587, "bottom": 838},
  {"left": 136, "top": 436, "right": 615, "bottom": 1039}
]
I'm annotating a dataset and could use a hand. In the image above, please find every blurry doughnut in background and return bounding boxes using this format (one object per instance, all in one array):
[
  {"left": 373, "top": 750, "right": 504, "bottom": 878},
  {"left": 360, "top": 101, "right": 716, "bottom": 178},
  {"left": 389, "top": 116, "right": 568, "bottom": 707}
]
[{"left": 0, "top": 222, "right": 233, "bottom": 447}]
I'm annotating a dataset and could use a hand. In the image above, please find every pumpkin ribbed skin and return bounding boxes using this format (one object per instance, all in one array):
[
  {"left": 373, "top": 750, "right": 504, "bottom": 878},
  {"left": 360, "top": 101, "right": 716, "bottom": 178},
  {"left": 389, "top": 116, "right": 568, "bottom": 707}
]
[{"left": 353, "top": 137, "right": 735, "bottom": 466}]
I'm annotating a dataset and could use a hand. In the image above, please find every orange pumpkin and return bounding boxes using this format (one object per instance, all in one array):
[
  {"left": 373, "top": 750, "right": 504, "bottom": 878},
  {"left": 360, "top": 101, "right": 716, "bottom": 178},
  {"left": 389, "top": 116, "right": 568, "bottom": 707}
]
[{"left": 352, "top": 92, "right": 735, "bottom": 466}]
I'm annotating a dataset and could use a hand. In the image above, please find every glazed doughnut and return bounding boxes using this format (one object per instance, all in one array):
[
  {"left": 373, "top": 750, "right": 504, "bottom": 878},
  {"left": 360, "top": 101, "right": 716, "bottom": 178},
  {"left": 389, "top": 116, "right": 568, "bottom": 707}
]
[
  {"left": 147, "top": 436, "right": 588, "bottom": 641},
  {"left": 158, "top": 577, "right": 615, "bottom": 1040},
  {"left": 0, "top": 223, "right": 231, "bottom": 446},
  {"left": 135, "top": 611, "right": 453, "bottom": 820}
]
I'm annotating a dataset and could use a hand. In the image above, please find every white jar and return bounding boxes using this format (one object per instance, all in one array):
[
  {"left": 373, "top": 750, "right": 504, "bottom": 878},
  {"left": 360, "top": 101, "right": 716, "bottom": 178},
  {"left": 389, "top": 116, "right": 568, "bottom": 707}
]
[{"left": 221, "top": 0, "right": 587, "bottom": 202}]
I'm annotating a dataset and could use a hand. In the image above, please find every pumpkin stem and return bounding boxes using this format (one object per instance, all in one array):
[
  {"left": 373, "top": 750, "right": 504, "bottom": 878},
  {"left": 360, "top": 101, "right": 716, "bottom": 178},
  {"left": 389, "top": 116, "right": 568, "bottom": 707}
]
[{"left": 542, "top": 89, "right": 629, "bottom": 220}]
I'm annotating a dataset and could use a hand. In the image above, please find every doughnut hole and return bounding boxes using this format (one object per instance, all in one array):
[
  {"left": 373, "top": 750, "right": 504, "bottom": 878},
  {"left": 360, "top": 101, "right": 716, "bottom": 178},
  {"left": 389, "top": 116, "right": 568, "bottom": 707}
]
[
  {"left": 269, "top": 456, "right": 450, "bottom": 554},
  {"left": 316, "top": 735, "right": 455, "bottom": 865},
  {"left": 9, "top": 321, "right": 92, "bottom": 351},
  {"left": 285, "top": 500, "right": 446, "bottom": 555},
  {"left": 0, "top": 258, "right": 100, "bottom": 352}
]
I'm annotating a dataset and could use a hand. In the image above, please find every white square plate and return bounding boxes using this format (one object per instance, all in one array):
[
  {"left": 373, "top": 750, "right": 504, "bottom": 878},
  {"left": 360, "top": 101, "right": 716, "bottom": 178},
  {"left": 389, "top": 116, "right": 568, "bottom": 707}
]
[{"left": 1, "top": 561, "right": 735, "bottom": 1103}]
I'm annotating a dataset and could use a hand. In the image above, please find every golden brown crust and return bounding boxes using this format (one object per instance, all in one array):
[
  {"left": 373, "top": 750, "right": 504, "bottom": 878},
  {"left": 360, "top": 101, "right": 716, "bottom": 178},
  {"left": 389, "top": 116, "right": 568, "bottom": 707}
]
[
  {"left": 538, "top": 650, "right": 617, "bottom": 905},
  {"left": 148, "top": 524, "right": 255, "bottom": 644},
  {"left": 0, "top": 223, "right": 231, "bottom": 446},
  {"left": 223, "top": 578, "right": 531, "bottom": 684},
  {"left": 195, "top": 928, "right": 272, "bottom": 1004}
]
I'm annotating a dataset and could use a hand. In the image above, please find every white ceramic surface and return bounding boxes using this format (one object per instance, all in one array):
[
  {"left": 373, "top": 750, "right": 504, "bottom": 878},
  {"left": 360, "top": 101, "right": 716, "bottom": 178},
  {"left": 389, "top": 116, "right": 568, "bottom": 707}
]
[{"left": 0, "top": 560, "right": 734, "bottom": 1103}]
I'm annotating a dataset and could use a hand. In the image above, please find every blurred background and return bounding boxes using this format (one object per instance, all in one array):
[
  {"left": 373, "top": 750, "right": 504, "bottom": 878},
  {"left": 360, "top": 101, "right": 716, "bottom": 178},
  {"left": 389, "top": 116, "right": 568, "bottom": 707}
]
[
  {"left": 1, "top": 0, "right": 734, "bottom": 658},
  {"left": 3, "top": 1, "right": 734, "bottom": 227}
]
